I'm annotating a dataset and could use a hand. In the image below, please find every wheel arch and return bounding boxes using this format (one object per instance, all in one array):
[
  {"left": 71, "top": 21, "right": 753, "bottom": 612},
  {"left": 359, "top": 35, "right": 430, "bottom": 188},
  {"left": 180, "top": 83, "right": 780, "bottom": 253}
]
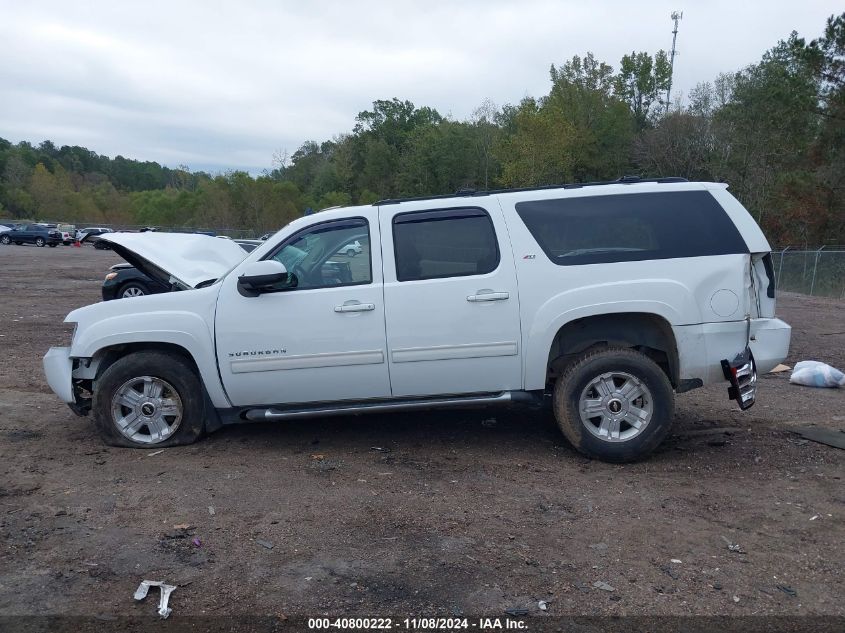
[
  {"left": 539, "top": 312, "right": 680, "bottom": 390},
  {"left": 70, "top": 317, "right": 230, "bottom": 408}
]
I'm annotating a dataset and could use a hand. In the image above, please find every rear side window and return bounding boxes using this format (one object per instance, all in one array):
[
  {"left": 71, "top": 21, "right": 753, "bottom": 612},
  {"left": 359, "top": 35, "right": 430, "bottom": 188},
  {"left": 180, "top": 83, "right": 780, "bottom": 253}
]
[
  {"left": 393, "top": 207, "right": 499, "bottom": 281},
  {"left": 515, "top": 191, "right": 748, "bottom": 266}
]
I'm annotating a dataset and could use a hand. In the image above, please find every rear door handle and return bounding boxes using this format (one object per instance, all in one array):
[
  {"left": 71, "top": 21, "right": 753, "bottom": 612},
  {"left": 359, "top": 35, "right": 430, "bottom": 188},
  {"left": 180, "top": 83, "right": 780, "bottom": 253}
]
[
  {"left": 334, "top": 301, "right": 375, "bottom": 313},
  {"left": 467, "top": 290, "right": 509, "bottom": 302}
]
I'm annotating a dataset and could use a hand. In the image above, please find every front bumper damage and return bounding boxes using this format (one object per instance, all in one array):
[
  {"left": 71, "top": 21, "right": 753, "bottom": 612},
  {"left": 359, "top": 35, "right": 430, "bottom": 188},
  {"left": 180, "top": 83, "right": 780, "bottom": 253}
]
[
  {"left": 43, "top": 347, "right": 91, "bottom": 416},
  {"left": 721, "top": 347, "right": 757, "bottom": 410}
]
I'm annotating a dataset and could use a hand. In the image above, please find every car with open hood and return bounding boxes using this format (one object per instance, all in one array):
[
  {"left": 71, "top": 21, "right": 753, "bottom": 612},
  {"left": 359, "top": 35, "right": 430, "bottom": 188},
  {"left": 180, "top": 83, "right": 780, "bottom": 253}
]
[
  {"left": 101, "top": 237, "right": 265, "bottom": 300},
  {"left": 43, "top": 178, "right": 791, "bottom": 463}
]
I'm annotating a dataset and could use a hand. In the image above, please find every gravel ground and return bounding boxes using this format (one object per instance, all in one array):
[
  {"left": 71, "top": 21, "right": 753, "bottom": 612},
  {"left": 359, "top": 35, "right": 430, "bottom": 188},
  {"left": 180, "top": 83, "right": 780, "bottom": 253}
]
[{"left": 0, "top": 244, "right": 842, "bottom": 626}]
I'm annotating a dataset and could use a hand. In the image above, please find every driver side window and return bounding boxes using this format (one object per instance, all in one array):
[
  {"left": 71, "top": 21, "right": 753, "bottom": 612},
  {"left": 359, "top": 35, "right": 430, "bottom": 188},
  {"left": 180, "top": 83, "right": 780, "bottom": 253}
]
[{"left": 268, "top": 218, "right": 371, "bottom": 291}]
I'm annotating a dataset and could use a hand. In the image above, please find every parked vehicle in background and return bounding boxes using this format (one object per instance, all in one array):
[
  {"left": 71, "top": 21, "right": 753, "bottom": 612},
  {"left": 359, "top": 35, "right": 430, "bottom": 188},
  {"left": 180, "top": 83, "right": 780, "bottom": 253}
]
[
  {"left": 1, "top": 223, "right": 63, "bottom": 247},
  {"left": 44, "top": 178, "right": 791, "bottom": 462},
  {"left": 102, "top": 263, "right": 170, "bottom": 300},
  {"left": 337, "top": 239, "right": 362, "bottom": 256},
  {"left": 57, "top": 223, "right": 76, "bottom": 245},
  {"left": 101, "top": 238, "right": 263, "bottom": 300},
  {"left": 77, "top": 227, "right": 114, "bottom": 242},
  {"left": 235, "top": 239, "right": 263, "bottom": 253}
]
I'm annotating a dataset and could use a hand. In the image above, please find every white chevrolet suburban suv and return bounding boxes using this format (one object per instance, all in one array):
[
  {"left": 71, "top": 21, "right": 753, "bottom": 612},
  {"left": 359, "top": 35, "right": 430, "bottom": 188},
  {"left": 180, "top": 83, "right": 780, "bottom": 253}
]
[{"left": 43, "top": 178, "right": 791, "bottom": 462}]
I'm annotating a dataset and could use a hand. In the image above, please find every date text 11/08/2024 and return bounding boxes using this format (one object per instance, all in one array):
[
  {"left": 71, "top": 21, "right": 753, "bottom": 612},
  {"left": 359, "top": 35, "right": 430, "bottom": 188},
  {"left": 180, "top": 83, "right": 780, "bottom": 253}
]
[{"left": 307, "top": 617, "right": 528, "bottom": 630}]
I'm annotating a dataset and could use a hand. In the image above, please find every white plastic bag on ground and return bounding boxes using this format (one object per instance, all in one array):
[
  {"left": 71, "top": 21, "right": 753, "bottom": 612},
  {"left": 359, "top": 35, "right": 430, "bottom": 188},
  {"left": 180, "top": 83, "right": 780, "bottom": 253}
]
[{"left": 789, "top": 361, "right": 845, "bottom": 388}]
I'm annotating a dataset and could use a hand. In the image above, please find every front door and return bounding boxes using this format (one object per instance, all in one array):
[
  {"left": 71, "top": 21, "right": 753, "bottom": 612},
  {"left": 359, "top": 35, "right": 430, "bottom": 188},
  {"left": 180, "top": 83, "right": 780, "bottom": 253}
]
[
  {"left": 215, "top": 210, "right": 391, "bottom": 407},
  {"left": 379, "top": 202, "right": 523, "bottom": 397}
]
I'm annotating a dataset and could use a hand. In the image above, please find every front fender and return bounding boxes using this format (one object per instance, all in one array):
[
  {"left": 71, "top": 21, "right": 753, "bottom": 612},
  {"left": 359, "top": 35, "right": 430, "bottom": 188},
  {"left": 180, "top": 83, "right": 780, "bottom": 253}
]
[
  {"left": 66, "top": 289, "right": 230, "bottom": 407},
  {"left": 523, "top": 280, "right": 690, "bottom": 390}
]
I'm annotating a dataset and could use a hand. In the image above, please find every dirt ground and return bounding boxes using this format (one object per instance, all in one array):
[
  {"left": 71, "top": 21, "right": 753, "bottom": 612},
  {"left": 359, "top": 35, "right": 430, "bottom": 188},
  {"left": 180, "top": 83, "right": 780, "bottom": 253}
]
[{"left": 0, "top": 244, "right": 843, "bottom": 626}]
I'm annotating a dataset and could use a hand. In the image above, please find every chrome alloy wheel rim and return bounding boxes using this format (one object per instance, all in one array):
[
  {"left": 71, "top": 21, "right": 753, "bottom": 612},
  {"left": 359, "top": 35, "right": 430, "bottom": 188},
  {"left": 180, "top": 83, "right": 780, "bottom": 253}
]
[
  {"left": 122, "top": 286, "right": 145, "bottom": 298},
  {"left": 579, "top": 371, "right": 653, "bottom": 442},
  {"left": 111, "top": 376, "right": 183, "bottom": 444}
]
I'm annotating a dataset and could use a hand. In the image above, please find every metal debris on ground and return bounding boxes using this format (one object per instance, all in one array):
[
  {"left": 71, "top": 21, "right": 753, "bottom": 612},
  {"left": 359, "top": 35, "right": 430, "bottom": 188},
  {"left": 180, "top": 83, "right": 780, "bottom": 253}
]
[
  {"left": 593, "top": 581, "right": 615, "bottom": 592},
  {"left": 537, "top": 600, "right": 548, "bottom": 611},
  {"left": 787, "top": 427, "right": 845, "bottom": 450},
  {"left": 777, "top": 585, "right": 797, "bottom": 597},
  {"left": 147, "top": 449, "right": 165, "bottom": 457},
  {"left": 133, "top": 580, "right": 177, "bottom": 619},
  {"left": 504, "top": 608, "right": 528, "bottom": 616},
  {"left": 256, "top": 539, "right": 274, "bottom": 549},
  {"left": 721, "top": 535, "right": 743, "bottom": 553}
]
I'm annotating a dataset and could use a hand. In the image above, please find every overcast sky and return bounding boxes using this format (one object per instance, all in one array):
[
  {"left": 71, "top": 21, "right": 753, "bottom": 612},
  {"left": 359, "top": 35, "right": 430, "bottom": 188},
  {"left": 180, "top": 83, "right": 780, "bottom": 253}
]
[{"left": 1, "top": 0, "right": 840, "bottom": 173}]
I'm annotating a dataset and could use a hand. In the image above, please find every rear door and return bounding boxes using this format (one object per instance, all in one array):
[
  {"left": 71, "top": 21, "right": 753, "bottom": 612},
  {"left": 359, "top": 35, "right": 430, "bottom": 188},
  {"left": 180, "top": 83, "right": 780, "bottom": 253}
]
[
  {"left": 17, "top": 224, "right": 34, "bottom": 243},
  {"left": 379, "top": 201, "right": 523, "bottom": 397}
]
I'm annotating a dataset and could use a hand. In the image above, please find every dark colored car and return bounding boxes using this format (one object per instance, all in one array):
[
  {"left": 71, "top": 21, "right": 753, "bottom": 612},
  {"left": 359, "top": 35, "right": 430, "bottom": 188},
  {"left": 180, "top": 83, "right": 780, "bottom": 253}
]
[
  {"left": 0, "top": 223, "right": 63, "bottom": 247},
  {"left": 102, "top": 263, "right": 171, "bottom": 300},
  {"left": 101, "top": 239, "right": 264, "bottom": 300}
]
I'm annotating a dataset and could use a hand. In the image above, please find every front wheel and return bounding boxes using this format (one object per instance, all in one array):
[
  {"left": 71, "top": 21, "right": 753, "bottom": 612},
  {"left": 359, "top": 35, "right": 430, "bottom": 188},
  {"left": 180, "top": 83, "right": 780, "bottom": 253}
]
[
  {"left": 48, "top": 243, "right": 58, "bottom": 248},
  {"left": 35, "top": 237, "right": 45, "bottom": 247},
  {"left": 93, "top": 351, "right": 205, "bottom": 447},
  {"left": 0, "top": 235, "right": 10, "bottom": 245},
  {"left": 119, "top": 283, "right": 148, "bottom": 298},
  {"left": 553, "top": 347, "right": 675, "bottom": 463}
]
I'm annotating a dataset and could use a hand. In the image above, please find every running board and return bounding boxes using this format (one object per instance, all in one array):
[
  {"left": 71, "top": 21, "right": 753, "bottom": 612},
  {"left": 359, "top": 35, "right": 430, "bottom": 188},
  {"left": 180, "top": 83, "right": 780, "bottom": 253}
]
[{"left": 244, "top": 391, "right": 541, "bottom": 421}]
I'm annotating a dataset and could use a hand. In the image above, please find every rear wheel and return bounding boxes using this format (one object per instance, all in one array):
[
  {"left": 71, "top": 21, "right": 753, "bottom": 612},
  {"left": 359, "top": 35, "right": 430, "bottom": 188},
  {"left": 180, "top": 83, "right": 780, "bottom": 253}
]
[
  {"left": 119, "top": 282, "right": 148, "bottom": 298},
  {"left": 553, "top": 347, "right": 675, "bottom": 463},
  {"left": 35, "top": 237, "right": 45, "bottom": 247},
  {"left": 93, "top": 351, "right": 205, "bottom": 447},
  {"left": 48, "top": 243, "right": 57, "bottom": 248},
  {"left": 346, "top": 248, "right": 356, "bottom": 257}
]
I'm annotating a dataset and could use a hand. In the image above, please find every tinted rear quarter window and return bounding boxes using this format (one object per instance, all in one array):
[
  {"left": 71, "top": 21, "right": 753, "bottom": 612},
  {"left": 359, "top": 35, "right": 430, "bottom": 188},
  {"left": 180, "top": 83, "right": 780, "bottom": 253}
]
[
  {"left": 515, "top": 191, "right": 748, "bottom": 266},
  {"left": 393, "top": 208, "right": 499, "bottom": 281}
]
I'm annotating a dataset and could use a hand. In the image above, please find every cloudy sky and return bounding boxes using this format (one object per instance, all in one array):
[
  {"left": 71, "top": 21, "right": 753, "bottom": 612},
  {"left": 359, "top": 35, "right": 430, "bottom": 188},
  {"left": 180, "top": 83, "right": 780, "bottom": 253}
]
[{"left": 2, "top": 0, "right": 840, "bottom": 173}]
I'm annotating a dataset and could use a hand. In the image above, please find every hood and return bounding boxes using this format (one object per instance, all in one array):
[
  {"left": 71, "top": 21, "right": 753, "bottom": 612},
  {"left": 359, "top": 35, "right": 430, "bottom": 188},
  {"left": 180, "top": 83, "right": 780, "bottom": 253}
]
[{"left": 100, "top": 232, "right": 248, "bottom": 288}]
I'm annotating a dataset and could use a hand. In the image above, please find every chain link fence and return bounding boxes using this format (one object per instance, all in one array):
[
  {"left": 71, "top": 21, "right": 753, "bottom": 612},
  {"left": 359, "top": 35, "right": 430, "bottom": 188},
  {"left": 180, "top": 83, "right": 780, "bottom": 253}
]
[{"left": 773, "top": 247, "right": 845, "bottom": 299}]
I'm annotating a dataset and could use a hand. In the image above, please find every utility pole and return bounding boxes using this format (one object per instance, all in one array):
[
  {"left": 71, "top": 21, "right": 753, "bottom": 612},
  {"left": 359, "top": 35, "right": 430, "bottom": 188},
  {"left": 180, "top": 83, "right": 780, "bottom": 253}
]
[{"left": 666, "top": 11, "right": 683, "bottom": 114}]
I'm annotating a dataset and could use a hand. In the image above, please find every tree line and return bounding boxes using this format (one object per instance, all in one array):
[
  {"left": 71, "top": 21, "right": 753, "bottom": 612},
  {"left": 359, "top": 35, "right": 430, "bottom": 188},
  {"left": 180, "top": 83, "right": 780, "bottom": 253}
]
[{"left": 1, "top": 12, "right": 842, "bottom": 245}]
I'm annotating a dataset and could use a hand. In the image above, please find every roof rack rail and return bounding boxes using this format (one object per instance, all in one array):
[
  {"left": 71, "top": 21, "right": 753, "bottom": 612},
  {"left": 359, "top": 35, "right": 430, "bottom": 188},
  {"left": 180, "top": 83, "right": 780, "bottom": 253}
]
[{"left": 373, "top": 176, "right": 688, "bottom": 205}]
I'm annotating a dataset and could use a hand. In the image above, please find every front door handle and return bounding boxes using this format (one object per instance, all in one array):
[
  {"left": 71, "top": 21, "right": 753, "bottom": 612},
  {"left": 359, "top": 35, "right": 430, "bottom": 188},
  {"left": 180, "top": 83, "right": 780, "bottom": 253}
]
[
  {"left": 334, "top": 301, "right": 375, "bottom": 313},
  {"left": 467, "top": 290, "right": 509, "bottom": 302}
]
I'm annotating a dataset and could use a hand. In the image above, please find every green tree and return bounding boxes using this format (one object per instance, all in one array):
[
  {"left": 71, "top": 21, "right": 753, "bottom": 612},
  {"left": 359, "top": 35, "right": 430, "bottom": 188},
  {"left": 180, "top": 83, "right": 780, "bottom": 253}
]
[{"left": 615, "top": 50, "right": 671, "bottom": 129}]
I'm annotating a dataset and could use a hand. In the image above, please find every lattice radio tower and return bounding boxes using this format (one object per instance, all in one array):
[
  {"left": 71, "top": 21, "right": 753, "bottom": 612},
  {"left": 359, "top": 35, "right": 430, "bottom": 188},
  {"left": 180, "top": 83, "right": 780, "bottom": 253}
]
[{"left": 666, "top": 11, "right": 683, "bottom": 113}]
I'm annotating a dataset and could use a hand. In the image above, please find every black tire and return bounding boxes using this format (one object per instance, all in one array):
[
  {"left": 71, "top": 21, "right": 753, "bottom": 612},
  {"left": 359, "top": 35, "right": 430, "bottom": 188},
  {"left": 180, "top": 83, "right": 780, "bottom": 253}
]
[
  {"left": 35, "top": 237, "right": 45, "bottom": 247},
  {"left": 92, "top": 351, "right": 206, "bottom": 448},
  {"left": 0, "top": 235, "right": 9, "bottom": 245},
  {"left": 119, "top": 282, "right": 148, "bottom": 299},
  {"left": 48, "top": 243, "right": 58, "bottom": 248},
  {"left": 14, "top": 241, "right": 22, "bottom": 245},
  {"left": 553, "top": 346, "right": 675, "bottom": 463},
  {"left": 346, "top": 248, "right": 356, "bottom": 257}
]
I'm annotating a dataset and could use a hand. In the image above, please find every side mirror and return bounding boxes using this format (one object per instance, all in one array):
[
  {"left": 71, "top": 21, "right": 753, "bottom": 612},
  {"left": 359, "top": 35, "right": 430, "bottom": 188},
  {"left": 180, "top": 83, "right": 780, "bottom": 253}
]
[{"left": 237, "top": 260, "right": 295, "bottom": 297}]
